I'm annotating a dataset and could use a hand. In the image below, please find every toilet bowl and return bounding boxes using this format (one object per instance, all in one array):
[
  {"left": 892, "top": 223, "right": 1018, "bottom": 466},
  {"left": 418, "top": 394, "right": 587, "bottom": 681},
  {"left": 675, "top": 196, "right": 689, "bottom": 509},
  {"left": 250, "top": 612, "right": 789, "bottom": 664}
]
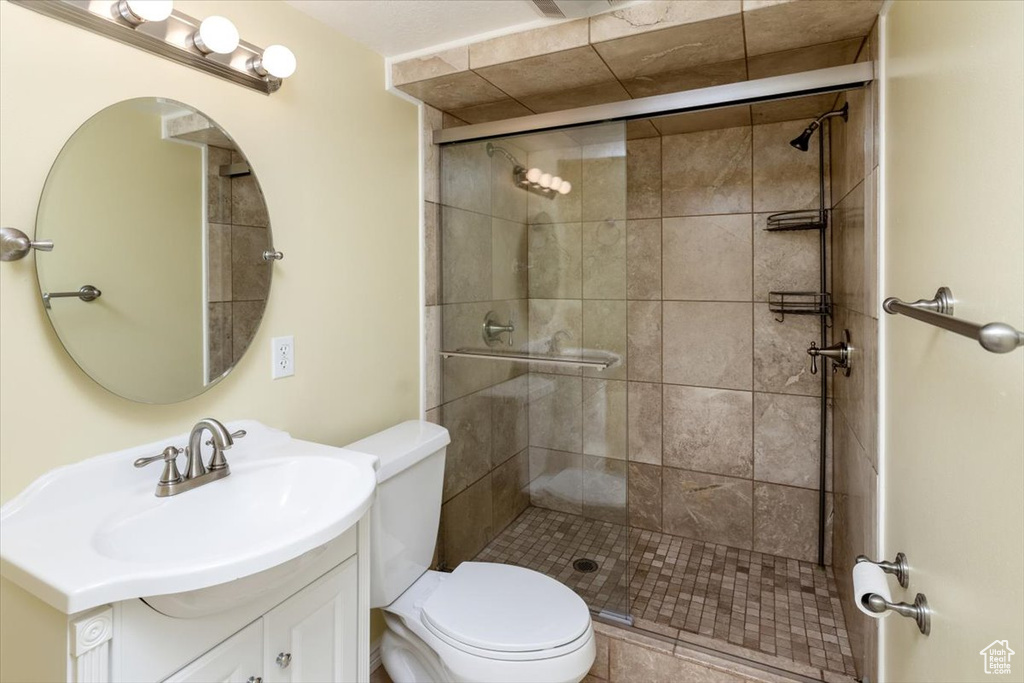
[
  {"left": 382, "top": 564, "right": 595, "bottom": 683},
  {"left": 345, "top": 421, "right": 596, "bottom": 683}
]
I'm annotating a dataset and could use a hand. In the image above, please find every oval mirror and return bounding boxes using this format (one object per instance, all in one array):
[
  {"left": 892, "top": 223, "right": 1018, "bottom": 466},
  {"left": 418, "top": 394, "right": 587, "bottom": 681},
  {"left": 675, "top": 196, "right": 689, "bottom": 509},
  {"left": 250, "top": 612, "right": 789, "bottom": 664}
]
[{"left": 35, "top": 98, "right": 274, "bottom": 404}]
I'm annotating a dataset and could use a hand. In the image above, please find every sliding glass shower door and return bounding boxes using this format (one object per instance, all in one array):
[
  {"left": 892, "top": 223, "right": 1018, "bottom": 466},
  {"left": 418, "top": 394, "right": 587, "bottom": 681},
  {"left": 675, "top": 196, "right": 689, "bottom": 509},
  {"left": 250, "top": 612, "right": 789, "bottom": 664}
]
[{"left": 437, "top": 122, "right": 630, "bottom": 621}]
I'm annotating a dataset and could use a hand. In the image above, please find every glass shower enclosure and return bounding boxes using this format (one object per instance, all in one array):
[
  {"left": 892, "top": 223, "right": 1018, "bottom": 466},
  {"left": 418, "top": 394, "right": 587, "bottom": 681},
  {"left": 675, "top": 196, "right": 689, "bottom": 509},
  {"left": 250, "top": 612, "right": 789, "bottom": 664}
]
[{"left": 437, "top": 121, "right": 630, "bottom": 621}]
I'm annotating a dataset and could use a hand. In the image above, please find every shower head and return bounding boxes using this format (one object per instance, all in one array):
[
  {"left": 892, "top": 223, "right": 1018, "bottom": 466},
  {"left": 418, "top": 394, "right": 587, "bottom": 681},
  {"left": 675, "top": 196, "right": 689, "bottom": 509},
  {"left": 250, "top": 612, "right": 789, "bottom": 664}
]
[
  {"left": 790, "top": 125, "right": 817, "bottom": 151},
  {"left": 789, "top": 102, "right": 850, "bottom": 152}
]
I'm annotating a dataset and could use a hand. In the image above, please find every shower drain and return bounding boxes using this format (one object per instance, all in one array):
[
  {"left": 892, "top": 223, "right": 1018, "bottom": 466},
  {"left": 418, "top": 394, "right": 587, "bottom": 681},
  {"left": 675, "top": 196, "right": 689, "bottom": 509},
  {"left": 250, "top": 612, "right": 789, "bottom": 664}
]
[{"left": 572, "top": 558, "right": 599, "bottom": 573}]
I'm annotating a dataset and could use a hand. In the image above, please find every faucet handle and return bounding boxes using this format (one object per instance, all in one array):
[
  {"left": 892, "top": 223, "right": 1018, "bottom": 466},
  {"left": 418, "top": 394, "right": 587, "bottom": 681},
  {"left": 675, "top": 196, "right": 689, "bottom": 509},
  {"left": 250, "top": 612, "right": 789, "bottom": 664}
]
[
  {"left": 206, "top": 430, "right": 244, "bottom": 472},
  {"left": 205, "top": 429, "right": 246, "bottom": 448},
  {"left": 134, "top": 446, "right": 182, "bottom": 468},
  {"left": 133, "top": 446, "right": 183, "bottom": 485}
]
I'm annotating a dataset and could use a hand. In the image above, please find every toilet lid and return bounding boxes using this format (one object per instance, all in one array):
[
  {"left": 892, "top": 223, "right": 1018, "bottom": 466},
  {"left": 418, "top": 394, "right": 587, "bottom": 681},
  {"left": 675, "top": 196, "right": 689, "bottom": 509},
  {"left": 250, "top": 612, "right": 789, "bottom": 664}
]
[{"left": 421, "top": 563, "right": 591, "bottom": 653}]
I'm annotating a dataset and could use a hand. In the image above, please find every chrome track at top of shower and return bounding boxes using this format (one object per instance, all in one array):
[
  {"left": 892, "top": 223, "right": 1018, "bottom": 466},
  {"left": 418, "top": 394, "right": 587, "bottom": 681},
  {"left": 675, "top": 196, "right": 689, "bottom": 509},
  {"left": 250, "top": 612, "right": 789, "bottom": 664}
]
[{"left": 433, "top": 62, "right": 873, "bottom": 145}]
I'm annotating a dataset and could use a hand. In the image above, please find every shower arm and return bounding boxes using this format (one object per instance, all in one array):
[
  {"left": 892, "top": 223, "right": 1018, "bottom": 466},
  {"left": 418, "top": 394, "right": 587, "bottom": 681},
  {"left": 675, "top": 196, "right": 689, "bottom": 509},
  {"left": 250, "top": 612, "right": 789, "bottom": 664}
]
[
  {"left": 807, "top": 102, "right": 849, "bottom": 136},
  {"left": 486, "top": 142, "right": 525, "bottom": 169}
]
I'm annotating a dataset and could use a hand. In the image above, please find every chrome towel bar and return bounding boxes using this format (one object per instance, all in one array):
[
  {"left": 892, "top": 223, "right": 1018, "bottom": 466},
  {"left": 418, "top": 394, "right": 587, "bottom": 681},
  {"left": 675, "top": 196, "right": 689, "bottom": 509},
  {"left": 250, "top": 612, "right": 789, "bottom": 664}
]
[
  {"left": 883, "top": 286, "right": 1024, "bottom": 354},
  {"left": 441, "top": 349, "right": 614, "bottom": 370}
]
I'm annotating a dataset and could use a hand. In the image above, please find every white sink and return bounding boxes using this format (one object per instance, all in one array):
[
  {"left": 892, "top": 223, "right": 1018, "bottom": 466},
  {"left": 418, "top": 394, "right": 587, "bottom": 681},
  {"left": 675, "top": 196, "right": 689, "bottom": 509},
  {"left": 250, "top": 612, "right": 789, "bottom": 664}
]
[{"left": 0, "top": 421, "right": 377, "bottom": 614}]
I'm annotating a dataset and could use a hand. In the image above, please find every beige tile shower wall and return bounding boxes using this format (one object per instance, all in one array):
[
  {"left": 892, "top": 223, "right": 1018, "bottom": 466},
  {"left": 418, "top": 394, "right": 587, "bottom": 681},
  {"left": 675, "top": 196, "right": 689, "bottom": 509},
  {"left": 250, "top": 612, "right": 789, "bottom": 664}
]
[
  {"left": 423, "top": 107, "right": 533, "bottom": 568},
  {"left": 508, "top": 115, "right": 834, "bottom": 564},
  {"left": 828, "top": 21, "right": 880, "bottom": 682},
  {"left": 525, "top": 135, "right": 630, "bottom": 528},
  {"left": 609, "top": 118, "right": 833, "bottom": 565},
  {"left": 207, "top": 148, "right": 271, "bottom": 381},
  {"left": 392, "top": 1, "right": 882, "bottom": 124}
]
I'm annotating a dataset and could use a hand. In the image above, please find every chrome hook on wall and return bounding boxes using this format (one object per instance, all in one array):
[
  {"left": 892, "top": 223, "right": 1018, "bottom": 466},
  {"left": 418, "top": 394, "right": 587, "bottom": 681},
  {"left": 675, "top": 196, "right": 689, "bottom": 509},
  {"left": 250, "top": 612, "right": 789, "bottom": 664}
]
[{"left": 42, "top": 285, "right": 102, "bottom": 310}]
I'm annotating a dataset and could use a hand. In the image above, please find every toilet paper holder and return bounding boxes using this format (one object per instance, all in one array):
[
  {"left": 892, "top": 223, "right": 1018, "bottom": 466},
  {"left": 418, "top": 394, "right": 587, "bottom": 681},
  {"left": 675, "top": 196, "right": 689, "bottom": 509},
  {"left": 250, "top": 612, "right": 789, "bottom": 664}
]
[
  {"left": 856, "top": 553, "right": 930, "bottom": 635},
  {"left": 864, "top": 592, "right": 931, "bottom": 636},
  {"left": 856, "top": 552, "right": 909, "bottom": 588}
]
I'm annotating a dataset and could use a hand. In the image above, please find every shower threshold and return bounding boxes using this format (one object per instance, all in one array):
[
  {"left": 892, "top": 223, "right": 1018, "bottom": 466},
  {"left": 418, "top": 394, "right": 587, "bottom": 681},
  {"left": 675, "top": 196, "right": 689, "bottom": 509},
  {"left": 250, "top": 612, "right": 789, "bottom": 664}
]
[{"left": 474, "top": 506, "right": 856, "bottom": 681}]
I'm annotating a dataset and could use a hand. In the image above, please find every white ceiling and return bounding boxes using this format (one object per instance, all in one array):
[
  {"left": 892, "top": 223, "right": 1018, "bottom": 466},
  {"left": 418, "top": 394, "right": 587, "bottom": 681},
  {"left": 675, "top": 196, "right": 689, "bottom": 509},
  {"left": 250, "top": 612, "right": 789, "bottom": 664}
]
[{"left": 286, "top": 0, "right": 559, "bottom": 59}]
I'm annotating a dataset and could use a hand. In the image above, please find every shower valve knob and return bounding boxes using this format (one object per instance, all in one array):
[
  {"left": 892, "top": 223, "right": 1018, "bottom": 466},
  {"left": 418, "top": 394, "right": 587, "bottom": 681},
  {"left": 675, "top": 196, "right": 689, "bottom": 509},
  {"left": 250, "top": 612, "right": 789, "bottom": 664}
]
[{"left": 806, "top": 330, "right": 853, "bottom": 377}]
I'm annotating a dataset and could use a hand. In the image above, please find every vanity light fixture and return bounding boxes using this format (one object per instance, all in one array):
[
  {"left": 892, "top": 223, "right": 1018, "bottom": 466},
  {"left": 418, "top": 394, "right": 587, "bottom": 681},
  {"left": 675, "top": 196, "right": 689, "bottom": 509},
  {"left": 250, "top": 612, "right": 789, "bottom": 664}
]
[
  {"left": 249, "top": 45, "right": 297, "bottom": 79},
  {"left": 8, "top": 0, "right": 295, "bottom": 95},
  {"left": 115, "top": 0, "right": 173, "bottom": 25},
  {"left": 192, "top": 16, "right": 240, "bottom": 55}
]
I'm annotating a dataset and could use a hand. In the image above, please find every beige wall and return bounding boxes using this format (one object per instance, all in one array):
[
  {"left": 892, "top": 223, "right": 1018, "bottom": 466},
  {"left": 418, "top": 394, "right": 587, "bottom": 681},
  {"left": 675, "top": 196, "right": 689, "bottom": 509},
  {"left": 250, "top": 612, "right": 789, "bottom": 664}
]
[
  {"left": 37, "top": 103, "right": 205, "bottom": 403},
  {"left": 0, "top": 0, "right": 419, "bottom": 498},
  {"left": 882, "top": 1, "right": 1024, "bottom": 681},
  {"left": 0, "top": 0, "right": 418, "bottom": 676}
]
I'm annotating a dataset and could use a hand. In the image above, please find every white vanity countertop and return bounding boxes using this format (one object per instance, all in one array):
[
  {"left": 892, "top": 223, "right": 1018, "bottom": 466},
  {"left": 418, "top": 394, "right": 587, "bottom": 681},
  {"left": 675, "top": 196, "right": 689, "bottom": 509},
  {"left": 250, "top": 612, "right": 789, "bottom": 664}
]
[{"left": 0, "top": 421, "right": 378, "bottom": 614}]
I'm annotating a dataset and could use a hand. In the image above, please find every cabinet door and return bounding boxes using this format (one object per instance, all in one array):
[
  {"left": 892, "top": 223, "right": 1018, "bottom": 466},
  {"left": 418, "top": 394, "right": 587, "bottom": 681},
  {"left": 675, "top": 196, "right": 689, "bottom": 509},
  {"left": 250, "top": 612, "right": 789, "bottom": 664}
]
[
  {"left": 164, "top": 621, "right": 263, "bottom": 683},
  {"left": 263, "top": 557, "right": 358, "bottom": 683}
]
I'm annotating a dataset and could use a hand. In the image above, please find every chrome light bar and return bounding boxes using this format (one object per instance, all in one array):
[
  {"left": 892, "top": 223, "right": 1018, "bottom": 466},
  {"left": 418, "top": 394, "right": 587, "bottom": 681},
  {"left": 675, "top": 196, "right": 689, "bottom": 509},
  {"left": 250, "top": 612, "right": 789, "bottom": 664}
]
[{"left": 8, "top": 0, "right": 285, "bottom": 94}]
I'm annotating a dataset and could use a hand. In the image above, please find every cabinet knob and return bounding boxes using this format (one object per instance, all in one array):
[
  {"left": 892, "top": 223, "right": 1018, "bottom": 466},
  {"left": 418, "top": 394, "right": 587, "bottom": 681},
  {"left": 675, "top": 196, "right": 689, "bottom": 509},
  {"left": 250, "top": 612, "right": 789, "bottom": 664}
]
[
  {"left": 246, "top": 677, "right": 262, "bottom": 683},
  {"left": 276, "top": 652, "right": 292, "bottom": 668}
]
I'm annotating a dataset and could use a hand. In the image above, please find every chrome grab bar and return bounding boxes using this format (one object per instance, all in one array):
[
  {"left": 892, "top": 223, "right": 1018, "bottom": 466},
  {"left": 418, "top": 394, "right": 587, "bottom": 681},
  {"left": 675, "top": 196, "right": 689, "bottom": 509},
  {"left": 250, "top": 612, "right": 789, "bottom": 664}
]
[
  {"left": 440, "top": 349, "right": 614, "bottom": 370},
  {"left": 883, "top": 286, "right": 1024, "bottom": 354}
]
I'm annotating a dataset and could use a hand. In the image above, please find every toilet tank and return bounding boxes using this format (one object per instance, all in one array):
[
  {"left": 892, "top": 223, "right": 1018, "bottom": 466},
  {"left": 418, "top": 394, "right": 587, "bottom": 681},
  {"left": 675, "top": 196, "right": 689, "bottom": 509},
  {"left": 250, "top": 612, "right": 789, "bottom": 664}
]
[{"left": 344, "top": 421, "right": 450, "bottom": 608}]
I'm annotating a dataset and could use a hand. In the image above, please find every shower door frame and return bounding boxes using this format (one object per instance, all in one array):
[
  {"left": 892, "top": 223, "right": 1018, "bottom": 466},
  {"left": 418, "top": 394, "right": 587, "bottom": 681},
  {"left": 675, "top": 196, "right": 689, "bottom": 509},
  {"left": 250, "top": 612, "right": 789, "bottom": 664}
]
[
  {"left": 431, "top": 59, "right": 876, "bottom": 629},
  {"left": 432, "top": 62, "right": 874, "bottom": 145}
]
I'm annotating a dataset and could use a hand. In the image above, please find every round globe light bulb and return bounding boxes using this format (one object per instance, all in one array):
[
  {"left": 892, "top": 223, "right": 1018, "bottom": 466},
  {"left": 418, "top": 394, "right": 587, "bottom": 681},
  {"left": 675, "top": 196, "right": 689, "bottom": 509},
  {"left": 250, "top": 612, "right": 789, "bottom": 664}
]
[
  {"left": 196, "top": 16, "right": 239, "bottom": 55},
  {"left": 123, "top": 0, "right": 173, "bottom": 22},
  {"left": 261, "top": 45, "right": 297, "bottom": 78},
  {"left": 525, "top": 168, "right": 542, "bottom": 183},
  {"left": 549, "top": 176, "right": 563, "bottom": 191},
  {"left": 558, "top": 181, "right": 572, "bottom": 195},
  {"left": 538, "top": 173, "right": 553, "bottom": 189}
]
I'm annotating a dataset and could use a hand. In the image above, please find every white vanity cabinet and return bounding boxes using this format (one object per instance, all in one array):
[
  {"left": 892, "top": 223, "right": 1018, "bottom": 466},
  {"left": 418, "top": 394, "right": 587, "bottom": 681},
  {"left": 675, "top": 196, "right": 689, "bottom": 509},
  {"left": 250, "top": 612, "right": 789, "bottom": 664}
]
[
  {"left": 164, "top": 556, "right": 358, "bottom": 683},
  {"left": 164, "top": 621, "right": 264, "bottom": 683},
  {"left": 1, "top": 520, "right": 371, "bottom": 683},
  {"left": 261, "top": 556, "right": 358, "bottom": 683}
]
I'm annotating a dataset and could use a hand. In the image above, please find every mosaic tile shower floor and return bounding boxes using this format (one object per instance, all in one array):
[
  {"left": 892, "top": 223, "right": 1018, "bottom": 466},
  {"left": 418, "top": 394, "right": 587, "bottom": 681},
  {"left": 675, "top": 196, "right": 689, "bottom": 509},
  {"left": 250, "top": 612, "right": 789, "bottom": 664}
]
[{"left": 475, "top": 506, "right": 856, "bottom": 677}]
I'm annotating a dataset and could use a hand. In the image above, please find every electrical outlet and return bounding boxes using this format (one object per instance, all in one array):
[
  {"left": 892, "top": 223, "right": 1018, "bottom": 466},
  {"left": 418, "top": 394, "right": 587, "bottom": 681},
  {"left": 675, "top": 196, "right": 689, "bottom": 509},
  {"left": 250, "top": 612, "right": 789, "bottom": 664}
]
[{"left": 271, "top": 335, "right": 294, "bottom": 379}]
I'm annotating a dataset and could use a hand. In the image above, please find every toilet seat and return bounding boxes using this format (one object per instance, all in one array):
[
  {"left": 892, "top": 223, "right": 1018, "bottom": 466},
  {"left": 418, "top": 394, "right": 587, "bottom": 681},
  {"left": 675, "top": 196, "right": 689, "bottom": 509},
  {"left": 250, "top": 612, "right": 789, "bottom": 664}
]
[
  {"left": 383, "top": 564, "right": 596, "bottom": 681},
  {"left": 420, "top": 562, "right": 591, "bottom": 660}
]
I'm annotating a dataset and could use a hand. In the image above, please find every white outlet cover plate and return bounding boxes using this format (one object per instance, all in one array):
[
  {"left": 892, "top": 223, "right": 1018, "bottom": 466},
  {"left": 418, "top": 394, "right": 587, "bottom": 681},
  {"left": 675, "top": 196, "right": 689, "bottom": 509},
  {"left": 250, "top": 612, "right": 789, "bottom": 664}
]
[{"left": 271, "top": 335, "right": 295, "bottom": 379}]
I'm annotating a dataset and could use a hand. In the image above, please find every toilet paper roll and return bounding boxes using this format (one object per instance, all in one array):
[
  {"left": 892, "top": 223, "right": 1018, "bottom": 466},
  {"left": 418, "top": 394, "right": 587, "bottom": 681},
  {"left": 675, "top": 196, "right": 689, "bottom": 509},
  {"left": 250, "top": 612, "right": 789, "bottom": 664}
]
[{"left": 853, "top": 562, "right": 893, "bottom": 618}]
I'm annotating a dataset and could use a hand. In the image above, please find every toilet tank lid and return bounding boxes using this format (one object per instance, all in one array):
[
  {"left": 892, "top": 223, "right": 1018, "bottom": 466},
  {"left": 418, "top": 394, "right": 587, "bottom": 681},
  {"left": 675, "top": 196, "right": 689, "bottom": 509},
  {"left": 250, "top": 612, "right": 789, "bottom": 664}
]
[{"left": 344, "top": 421, "right": 450, "bottom": 483}]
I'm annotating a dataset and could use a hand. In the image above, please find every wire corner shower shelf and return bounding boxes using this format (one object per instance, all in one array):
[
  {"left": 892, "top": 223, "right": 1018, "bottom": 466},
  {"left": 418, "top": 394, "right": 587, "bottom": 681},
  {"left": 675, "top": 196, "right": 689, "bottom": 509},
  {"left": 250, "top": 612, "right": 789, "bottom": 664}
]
[
  {"left": 764, "top": 209, "right": 828, "bottom": 232},
  {"left": 768, "top": 291, "right": 832, "bottom": 322}
]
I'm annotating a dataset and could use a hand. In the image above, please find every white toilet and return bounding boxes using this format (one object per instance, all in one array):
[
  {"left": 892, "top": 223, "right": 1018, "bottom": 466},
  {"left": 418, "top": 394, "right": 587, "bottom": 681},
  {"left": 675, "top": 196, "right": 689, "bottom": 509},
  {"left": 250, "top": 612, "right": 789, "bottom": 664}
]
[{"left": 346, "top": 421, "right": 596, "bottom": 683}]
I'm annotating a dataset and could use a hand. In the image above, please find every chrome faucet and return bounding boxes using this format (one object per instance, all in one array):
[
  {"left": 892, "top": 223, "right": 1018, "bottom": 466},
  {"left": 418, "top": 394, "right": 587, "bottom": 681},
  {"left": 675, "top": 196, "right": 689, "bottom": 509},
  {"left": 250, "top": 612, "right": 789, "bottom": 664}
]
[
  {"left": 134, "top": 418, "right": 246, "bottom": 497},
  {"left": 186, "top": 418, "right": 234, "bottom": 478}
]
